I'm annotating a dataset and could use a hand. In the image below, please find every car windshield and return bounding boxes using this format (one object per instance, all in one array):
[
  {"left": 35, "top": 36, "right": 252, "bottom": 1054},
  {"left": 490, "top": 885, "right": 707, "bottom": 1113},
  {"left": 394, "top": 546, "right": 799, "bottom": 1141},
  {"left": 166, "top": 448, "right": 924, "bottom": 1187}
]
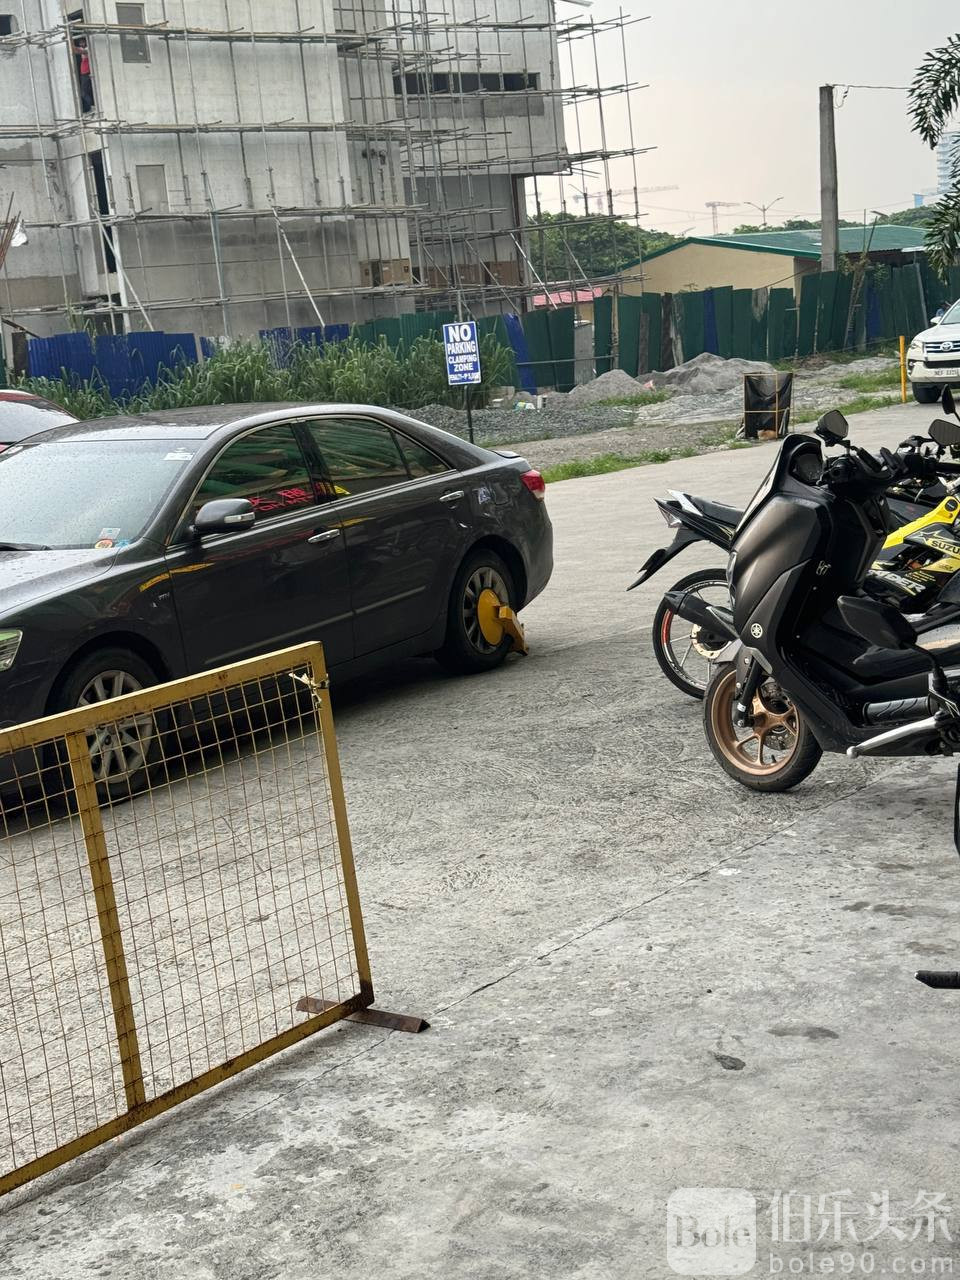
[
  {"left": 940, "top": 300, "right": 960, "bottom": 326},
  {"left": 0, "top": 438, "right": 199, "bottom": 549}
]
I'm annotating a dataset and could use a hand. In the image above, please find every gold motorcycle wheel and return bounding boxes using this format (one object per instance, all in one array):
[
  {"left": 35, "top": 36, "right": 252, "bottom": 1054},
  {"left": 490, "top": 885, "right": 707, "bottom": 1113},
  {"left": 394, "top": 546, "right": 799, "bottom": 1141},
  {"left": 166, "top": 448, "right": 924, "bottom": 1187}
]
[{"left": 704, "top": 665, "right": 822, "bottom": 792}]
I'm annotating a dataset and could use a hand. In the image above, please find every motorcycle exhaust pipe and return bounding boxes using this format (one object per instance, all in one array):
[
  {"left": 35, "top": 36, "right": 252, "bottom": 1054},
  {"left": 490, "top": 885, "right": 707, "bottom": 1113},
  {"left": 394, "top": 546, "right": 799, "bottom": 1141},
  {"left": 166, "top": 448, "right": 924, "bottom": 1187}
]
[{"left": 661, "top": 588, "right": 737, "bottom": 642}]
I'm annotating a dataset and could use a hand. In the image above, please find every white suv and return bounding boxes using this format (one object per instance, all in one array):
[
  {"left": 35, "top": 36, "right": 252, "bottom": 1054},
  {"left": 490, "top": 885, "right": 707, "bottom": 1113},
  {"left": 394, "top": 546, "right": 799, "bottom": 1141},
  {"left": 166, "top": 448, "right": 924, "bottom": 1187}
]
[{"left": 907, "top": 300, "right": 960, "bottom": 403}]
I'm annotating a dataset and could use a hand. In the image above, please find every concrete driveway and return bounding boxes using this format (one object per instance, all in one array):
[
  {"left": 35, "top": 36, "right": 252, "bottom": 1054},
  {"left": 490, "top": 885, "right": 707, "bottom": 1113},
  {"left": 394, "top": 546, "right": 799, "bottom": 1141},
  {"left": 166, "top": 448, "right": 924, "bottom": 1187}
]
[{"left": 4, "top": 399, "right": 960, "bottom": 1278}]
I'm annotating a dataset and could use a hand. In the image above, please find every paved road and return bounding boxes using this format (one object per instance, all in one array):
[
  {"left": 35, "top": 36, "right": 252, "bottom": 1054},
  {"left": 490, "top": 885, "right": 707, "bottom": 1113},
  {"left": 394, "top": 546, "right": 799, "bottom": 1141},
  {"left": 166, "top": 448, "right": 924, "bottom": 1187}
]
[{"left": 4, "top": 398, "right": 960, "bottom": 1279}]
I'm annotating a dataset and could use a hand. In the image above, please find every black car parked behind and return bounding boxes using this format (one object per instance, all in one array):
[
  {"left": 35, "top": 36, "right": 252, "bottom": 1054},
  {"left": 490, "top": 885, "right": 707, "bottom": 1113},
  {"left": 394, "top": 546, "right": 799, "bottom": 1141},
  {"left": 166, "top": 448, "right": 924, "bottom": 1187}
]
[{"left": 0, "top": 402, "right": 552, "bottom": 794}]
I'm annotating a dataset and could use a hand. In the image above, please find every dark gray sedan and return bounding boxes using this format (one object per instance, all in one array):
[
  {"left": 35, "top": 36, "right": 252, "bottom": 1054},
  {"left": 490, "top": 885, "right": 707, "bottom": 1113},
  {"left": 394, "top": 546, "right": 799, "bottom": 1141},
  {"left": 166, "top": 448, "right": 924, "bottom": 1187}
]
[{"left": 0, "top": 402, "right": 552, "bottom": 790}]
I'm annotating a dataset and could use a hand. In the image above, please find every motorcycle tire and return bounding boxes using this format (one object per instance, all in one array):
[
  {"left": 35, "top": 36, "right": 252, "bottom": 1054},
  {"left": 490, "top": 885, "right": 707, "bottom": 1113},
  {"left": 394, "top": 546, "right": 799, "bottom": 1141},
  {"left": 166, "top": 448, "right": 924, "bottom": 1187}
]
[
  {"left": 703, "top": 663, "right": 822, "bottom": 793},
  {"left": 652, "top": 568, "right": 731, "bottom": 700}
]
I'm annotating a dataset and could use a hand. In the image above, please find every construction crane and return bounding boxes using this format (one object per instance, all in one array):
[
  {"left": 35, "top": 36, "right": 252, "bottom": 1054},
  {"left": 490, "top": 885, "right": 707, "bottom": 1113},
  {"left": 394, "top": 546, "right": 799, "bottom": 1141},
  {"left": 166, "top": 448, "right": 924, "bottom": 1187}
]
[
  {"left": 705, "top": 200, "right": 741, "bottom": 234},
  {"left": 571, "top": 184, "right": 679, "bottom": 214}
]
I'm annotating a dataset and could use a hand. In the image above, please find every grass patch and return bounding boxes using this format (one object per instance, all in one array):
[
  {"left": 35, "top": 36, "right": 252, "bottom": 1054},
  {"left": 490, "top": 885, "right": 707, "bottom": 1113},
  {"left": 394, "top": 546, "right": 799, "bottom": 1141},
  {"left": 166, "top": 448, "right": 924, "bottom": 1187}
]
[
  {"left": 773, "top": 344, "right": 899, "bottom": 371},
  {"left": 791, "top": 393, "right": 902, "bottom": 425},
  {"left": 542, "top": 447, "right": 699, "bottom": 483},
  {"left": 595, "top": 389, "right": 670, "bottom": 407},
  {"left": 835, "top": 367, "right": 902, "bottom": 391}
]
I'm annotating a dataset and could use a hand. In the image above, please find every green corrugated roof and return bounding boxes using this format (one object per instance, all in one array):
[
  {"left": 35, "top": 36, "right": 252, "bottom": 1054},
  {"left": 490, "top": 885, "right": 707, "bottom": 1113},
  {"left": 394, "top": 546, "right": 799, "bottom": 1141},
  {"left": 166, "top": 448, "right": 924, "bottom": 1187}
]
[
  {"left": 621, "top": 225, "right": 928, "bottom": 272},
  {"left": 710, "top": 226, "right": 928, "bottom": 255}
]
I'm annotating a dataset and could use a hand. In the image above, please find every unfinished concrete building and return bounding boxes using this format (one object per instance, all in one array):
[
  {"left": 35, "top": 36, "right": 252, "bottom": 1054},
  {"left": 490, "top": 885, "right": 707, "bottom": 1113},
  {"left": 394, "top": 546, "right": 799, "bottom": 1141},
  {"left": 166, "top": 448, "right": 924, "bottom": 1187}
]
[{"left": 1, "top": 1, "right": 646, "bottom": 348}]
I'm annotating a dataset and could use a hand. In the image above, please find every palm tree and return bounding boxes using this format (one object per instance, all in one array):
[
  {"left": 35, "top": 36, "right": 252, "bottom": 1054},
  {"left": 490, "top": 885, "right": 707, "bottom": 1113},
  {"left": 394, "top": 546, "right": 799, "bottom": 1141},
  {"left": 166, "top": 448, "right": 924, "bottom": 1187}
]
[{"left": 910, "top": 34, "right": 960, "bottom": 277}]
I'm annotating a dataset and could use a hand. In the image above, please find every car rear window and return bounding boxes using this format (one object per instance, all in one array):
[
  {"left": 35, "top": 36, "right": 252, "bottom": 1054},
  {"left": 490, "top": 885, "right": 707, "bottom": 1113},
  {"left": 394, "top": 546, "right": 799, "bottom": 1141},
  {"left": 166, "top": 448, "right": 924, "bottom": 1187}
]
[
  {"left": 0, "top": 394, "right": 76, "bottom": 442},
  {"left": 0, "top": 438, "right": 200, "bottom": 549}
]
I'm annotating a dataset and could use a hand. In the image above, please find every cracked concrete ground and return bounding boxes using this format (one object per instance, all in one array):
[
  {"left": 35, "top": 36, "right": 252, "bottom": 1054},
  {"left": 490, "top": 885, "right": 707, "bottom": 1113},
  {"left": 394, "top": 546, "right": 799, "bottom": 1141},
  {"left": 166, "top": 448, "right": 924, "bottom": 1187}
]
[{"left": 2, "top": 400, "right": 960, "bottom": 1278}]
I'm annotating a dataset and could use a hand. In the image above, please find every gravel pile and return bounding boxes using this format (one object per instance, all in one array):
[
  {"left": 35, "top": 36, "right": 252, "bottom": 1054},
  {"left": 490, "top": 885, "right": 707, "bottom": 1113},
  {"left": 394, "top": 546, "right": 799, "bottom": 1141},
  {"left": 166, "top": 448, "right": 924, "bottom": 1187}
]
[
  {"left": 563, "top": 367, "right": 645, "bottom": 405},
  {"left": 413, "top": 353, "right": 902, "bottom": 450},
  {"left": 648, "top": 351, "right": 776, "bottom": 395}
]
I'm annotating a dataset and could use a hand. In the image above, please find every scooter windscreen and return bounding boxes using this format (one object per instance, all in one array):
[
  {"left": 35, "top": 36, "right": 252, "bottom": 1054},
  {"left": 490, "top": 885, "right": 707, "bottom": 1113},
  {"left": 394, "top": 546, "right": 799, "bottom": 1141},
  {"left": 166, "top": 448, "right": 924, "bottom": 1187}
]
[{"left": 734, "top": 435, "right": 823, "bottom": 536}]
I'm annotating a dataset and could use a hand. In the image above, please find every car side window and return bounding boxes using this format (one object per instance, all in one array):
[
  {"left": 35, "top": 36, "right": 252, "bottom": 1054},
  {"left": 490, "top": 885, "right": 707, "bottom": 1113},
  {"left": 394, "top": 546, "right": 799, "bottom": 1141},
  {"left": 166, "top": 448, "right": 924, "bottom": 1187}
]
[
  {"left": 306, "top": 419, "right": 411, "bottom": 498},
  {"left": 190, "top": 424, "right": 317, "bottom": 523},
  {"left": 397, "top": 434, "right": 451, "bottom": 478}
]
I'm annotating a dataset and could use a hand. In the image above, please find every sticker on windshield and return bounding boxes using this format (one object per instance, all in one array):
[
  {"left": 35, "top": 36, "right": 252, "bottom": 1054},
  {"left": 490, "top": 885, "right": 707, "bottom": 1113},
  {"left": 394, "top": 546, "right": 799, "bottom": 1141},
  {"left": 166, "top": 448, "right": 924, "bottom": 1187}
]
[
  {"left": 98, "top": 527, "right": 121, "bottom": 539},
  {"left": 94, "top": 538, "right": 115, "bottom": 550},
  {"left": 165, "top": 450, "right": 193, "bottom": 461}
]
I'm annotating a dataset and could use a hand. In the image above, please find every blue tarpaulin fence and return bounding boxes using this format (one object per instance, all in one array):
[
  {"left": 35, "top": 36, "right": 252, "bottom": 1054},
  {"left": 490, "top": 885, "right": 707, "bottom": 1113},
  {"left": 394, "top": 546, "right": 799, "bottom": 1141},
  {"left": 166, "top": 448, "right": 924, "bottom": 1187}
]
[
  {"left": 26, "top": 308, "right": 566, "bottom": 398},
  {"left": 27, "top": 331, "right": 197, "bottom": 399}
]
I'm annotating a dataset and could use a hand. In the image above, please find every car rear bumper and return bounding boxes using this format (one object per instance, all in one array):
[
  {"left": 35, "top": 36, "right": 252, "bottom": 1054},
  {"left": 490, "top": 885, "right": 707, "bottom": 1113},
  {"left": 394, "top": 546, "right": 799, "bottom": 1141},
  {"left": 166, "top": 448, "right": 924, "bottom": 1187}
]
[{"left": 522, "top": 509, "right": 553, "bottom": 606}]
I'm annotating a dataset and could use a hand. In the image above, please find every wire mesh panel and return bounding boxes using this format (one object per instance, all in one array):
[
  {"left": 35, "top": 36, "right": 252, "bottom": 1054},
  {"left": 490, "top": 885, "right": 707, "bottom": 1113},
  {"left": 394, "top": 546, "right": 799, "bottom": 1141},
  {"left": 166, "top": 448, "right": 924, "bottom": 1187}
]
[{"left": 0, "top": 642, "right": 371, "bottom": 1196}]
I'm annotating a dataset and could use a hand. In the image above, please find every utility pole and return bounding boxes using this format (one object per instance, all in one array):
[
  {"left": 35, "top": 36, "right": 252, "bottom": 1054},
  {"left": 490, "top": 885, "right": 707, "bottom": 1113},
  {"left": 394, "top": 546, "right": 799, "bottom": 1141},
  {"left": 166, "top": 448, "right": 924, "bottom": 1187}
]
[
  {"left": 819, "top": 85, "right": 839, "bottom": 272},
  {"left": 745, "top": 196, "right": 783, "bottom": 228}
]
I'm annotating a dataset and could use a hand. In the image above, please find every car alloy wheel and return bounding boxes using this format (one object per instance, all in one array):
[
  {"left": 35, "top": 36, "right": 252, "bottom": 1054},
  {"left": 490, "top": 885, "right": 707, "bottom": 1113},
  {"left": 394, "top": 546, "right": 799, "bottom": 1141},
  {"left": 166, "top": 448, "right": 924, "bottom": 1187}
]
[
  {"left": 78, "top": 668, "right": 156, "bottom": 788},
  {"left": 462, "top": 565, "right": 510, "bottom": 654}
]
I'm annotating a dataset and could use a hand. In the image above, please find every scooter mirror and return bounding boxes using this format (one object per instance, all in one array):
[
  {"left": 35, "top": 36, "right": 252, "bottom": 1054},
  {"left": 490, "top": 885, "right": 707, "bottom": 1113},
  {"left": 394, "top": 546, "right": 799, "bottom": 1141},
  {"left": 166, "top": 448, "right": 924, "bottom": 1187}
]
[
  {"left": 837, "top": 594, "right": 918, "bottom": 651},
  {"left": 816, "top": 409, "right": 849, "bottom": 442},
  {"left": 930, "top": 418, "right": 960, "bottom": 449},
  {"left": 942, "top": 385, "right": 958, "bottom": 420}
]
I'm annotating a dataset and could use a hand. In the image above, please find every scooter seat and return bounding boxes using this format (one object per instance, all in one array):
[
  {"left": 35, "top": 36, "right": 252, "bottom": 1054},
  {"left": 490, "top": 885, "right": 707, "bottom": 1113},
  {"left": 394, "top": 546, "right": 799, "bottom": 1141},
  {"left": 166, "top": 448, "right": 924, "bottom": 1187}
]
[{"left": 691, "top": 496, "right": 743, "bottom": 527}]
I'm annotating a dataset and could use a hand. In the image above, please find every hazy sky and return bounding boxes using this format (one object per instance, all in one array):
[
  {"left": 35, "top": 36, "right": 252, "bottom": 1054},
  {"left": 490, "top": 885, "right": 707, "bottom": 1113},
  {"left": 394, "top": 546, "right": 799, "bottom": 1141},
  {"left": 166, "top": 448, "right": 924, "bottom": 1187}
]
[{"left": 547, "top": 1, "right": 957, "bottom": 234}]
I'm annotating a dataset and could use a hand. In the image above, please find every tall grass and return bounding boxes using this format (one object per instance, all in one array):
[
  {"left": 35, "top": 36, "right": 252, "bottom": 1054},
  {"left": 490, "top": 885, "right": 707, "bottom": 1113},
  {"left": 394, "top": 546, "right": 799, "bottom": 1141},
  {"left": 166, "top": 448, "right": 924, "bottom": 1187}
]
[{"left": 21, "top": 332, "right": 513, "bottom": 420}]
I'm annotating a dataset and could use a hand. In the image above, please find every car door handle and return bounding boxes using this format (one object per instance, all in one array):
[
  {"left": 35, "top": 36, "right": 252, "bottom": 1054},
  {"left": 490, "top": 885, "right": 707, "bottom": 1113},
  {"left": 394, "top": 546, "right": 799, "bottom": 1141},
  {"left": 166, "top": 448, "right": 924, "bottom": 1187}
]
[
  {"left": 439, "top": 490, "right": 465, "bottom": 503},
  {"left": 307, "top": 528, "right": 341, "bottom": 544}
]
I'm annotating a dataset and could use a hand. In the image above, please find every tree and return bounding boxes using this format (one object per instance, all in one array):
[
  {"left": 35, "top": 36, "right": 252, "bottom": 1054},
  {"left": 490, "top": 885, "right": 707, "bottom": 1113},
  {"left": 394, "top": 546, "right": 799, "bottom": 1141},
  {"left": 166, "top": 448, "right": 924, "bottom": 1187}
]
[
  {"left": 732, "top": 217, "right": 861, "bottom": 234},
  {"left": 909, "top": 33, "right": 960, "bottom": 277},
  {"left": 526, "top": 212, "right": 677, "bottom": 281}
]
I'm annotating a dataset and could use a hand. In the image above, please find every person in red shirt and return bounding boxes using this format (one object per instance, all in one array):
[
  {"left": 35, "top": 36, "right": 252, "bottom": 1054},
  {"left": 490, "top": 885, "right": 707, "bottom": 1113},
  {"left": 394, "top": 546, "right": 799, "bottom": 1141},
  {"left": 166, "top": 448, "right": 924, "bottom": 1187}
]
[{"left": 73, "top": 36, "right": 94, "bottom": 113}]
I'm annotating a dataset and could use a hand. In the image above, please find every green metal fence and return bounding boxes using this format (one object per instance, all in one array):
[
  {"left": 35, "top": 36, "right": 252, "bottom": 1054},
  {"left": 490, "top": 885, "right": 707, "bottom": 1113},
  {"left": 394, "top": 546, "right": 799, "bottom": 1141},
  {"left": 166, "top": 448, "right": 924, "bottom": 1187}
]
[{"left": 597, "top": 261, "right": 960, "bottom": 377}]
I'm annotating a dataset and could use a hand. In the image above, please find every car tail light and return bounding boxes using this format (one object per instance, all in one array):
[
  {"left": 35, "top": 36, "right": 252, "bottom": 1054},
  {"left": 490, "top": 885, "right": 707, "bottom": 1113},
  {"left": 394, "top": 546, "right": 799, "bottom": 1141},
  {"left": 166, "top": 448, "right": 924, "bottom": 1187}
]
[{"left": 521, "top": 469, "right": 546, "bottom": 500}]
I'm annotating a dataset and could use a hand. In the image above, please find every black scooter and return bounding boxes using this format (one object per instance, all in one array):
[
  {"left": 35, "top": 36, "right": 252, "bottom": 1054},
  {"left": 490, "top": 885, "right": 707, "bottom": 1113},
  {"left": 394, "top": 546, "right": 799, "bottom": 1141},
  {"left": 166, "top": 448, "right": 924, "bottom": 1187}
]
[
  {"left": 696, "top": 407, "right": 960, "bottom": 791},
  {"left": 840, "top": 595, "right": 960, "bottom": 990},
  {"left": 630, "top": 424, "right": 959, "bottom": 699}
]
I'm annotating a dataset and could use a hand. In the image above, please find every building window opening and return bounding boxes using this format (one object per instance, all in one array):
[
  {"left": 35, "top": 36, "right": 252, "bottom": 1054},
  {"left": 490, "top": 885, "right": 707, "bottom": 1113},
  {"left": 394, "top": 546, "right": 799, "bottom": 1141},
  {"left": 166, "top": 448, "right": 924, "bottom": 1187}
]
[
  {"left": 0, "top": 15, "right": 19, "bottom": 36},
  {"left": 393, "top": 70, "right": 540, "bottom": 96},
  {"left": 116, "top": 2, "right": 150, "bottom": 64},
  {"left": 89, "top": 150, "right": 116, "bottom": 273}
]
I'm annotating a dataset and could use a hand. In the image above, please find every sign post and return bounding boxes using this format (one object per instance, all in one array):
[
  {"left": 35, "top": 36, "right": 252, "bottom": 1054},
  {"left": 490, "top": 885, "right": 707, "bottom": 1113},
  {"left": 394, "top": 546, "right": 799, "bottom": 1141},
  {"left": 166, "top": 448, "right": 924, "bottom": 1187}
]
[{"left": 442, "top": 320, "right": 482, "bottom": 444}]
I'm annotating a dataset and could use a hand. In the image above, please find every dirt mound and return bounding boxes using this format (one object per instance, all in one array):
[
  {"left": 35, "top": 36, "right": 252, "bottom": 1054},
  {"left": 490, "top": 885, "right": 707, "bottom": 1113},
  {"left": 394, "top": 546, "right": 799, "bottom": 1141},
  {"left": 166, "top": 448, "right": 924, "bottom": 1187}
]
[{"left": 648, "top": 351, "right": 776, "bottom": 396}]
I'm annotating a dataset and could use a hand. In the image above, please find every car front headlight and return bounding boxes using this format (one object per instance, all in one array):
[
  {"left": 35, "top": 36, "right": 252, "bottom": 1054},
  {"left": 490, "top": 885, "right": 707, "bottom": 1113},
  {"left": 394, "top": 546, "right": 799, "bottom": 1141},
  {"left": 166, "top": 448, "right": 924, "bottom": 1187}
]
[
  {"left": 0, "top": 630, "right": 23, "bottom": 672},
  {"left": 908, "top": 340, "right": 922, "bottom": 355}
]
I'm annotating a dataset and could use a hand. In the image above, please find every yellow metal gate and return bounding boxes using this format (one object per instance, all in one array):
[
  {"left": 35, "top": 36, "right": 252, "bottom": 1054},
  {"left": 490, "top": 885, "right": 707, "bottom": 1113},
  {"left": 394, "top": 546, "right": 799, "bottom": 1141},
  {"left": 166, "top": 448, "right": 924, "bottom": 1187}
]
[{"left": 0, "top": 641, "right": 373, "bottom": 1195}]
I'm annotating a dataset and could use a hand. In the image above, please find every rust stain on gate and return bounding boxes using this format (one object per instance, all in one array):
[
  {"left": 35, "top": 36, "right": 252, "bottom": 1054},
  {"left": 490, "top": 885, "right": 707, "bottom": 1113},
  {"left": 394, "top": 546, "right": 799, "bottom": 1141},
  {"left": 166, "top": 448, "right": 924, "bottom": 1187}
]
[{"left": 0, "top": 641, "right": 375, "bottom": 1195}]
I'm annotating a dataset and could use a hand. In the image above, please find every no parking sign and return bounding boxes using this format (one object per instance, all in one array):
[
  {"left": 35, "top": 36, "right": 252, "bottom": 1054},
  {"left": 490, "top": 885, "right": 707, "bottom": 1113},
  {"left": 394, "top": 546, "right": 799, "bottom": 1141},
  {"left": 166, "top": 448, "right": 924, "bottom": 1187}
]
[{"left": 442, "top": 321, "right": 482, "bottom": 386}]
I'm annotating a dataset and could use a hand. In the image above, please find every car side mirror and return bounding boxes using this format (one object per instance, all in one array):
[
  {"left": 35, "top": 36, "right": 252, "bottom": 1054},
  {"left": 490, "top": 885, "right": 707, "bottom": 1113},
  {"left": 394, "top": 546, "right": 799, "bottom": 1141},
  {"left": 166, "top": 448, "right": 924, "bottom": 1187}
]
[
  {"left": 816, "top": 409, "right": 849, "bottom": 443},
  {"left": 930, "top": 314, "right": 943, "bottom": 326},
  {"left": 837, "top": 595, "right": 918, "bottom": 651},
  {"left": 193, "top": 498, "right": 256, "bottom": 536}
]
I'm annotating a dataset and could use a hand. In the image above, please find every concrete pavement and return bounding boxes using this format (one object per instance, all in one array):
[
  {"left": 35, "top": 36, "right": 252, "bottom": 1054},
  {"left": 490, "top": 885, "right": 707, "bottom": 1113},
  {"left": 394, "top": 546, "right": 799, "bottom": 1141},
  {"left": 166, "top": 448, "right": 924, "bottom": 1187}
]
[{"left": 3, "top": 399, "right": 960, "bottom": 1278}]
